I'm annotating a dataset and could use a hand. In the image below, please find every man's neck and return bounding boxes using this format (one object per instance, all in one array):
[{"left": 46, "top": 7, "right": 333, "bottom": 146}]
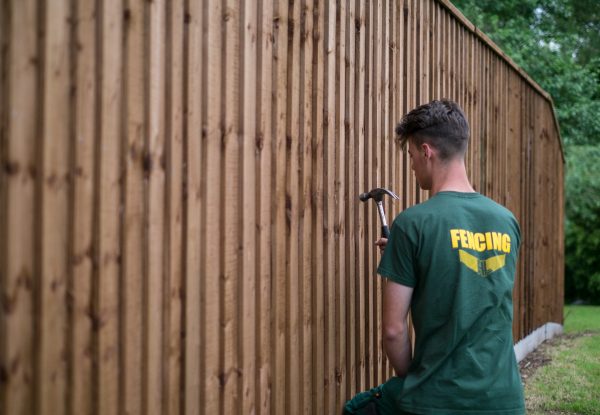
[{"left": 429, "top": 158, "right": 475, "bottom": 196}]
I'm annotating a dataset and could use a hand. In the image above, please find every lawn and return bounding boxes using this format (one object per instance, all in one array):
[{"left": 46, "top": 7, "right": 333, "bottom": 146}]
[{"left": 524, "top": 305, "right": 600, "bottom": 415}]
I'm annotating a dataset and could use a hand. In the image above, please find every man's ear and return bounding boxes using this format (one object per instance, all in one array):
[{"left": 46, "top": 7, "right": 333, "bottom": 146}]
[{"left": 421, "top": 143, "right": 433, "bottom": 159}]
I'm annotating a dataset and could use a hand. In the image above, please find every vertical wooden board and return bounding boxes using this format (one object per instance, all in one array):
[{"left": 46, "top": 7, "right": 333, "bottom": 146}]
[
  {"left": 285, "top": 1, "right": 301, "bottom": 412},
  {"left": 345, "top": 0, "right": 357, "bottom": 397},
  {"left": 400, "top": 0, "right": 409, "bottom": 213},
  {"left": 536, "top": 99, "right": 544, "bottom": 324},
  {"left": 478, "top": 47, "right": 487, "bottom": 194},
  {"left": 450, "top": 18, "right": 457, "bottom": 101},
  {"left": 95, "top": 0, "right": 123, "bottom": 413},
  {"left": 506, "top": 71, "right": 522, "bottom": 340},
  {"left": 432, "top": 4, "right": 440, "bottom": 100},
  {"left": 373, "top": 0, "right": 381, "bottom": 385},
  {"left": 270, "top": 0, "right": 289, "bottom": 413},
  {"left": 439, "top": 9, "right": 446, "bottom": 103},
  {"left": 527, "top": 88, "right": 535, "bottom": 333},
  {"left": 0, "top": 2, "right": 38, "bottom": 414},
  {"left": 221, "top": 0, "right": 241, "bottom": 413},
  {"left": 489, "top": 56, "right": 496, "bottom": 200},
  {"left": 256, "top": 2, "right": 274, "bottom": 413},
  {"left": 418, "top": 0, "right": 428, "bottom": 202},
  {"left": 323, "top": 0, "right": 337, "bottom": 410},
  {"left": 334, "top": 0, "right": 347, "bottom": 409},
  {"left": 201, "top": 0, "right": 222, "bottom": 413},
  {"left": 165, "top": 0, "right": 184, "bottom": 413},
  {"left": 473, "top": 35, "right": 481, "bottom": 190},
  {"left": 466, "top": 31, "right": 474, "bottom": 182},
  {"left": 362, "top": 0, "right": 373, "bottom": 389},
  {"left": 122, "top": 0, "right": 145, "bottom": 413},
  {"left": 311, "top": 0, "right": 325, "bottom": 410},
  {"left": 240, "top": 0, "right": 258, "bottom": 414},
  {"left": 520, "top": 84, "right": 528, "bottom": 335},
  {"left": 38, "top": 0, "right": 71, "bottom": 412},
  {"left": 355, "top": 0, "right": 367, "bottom": 393},
  {"left": 381, "top": 0, "right": 391, "bottom": 378},
  {"left": 144, "top": 1, "right": 166, "bottom": 413},
  {"left": 381, "top": 0, "right": 390, "bottom": 376},
  {"left": 299, "top": 0, "right": 314, "bottom": 412},
  {"left": 419, "top": 0, "right": 429, "bottom": 104},
  {"left": 457, "top": 26, "right": 464, "bottom": 108},
  {"left": 184, "top": 0, "right": 203, "bottom": 413},
  {"left": 557, "top": 151, "right": 565, "bottom": 322},
  {"left": 411, "top": 0, "right": 420, "bottom": 205},
  {"left": 69, "top": 1, "right": 96, "bottom": 413}
]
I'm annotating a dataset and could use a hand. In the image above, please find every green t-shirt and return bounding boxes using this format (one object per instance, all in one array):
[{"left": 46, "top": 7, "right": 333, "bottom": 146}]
[{"left": 377, "top": 191, "right": 525, "bottom": 415}]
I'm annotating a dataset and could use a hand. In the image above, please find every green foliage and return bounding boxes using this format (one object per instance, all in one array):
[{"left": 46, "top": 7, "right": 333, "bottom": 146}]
[
  {"left": 452, "top": 0, "right": 600, "bottom": 303},
  {"left": 565, "top": 146, "right": 600, "bottom": 303},
  {"left": 452, "top": 0, "right": 600, "bottom": 146}
]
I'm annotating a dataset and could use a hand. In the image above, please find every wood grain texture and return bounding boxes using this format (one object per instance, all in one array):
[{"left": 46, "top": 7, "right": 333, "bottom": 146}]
[{"left": 0, "top": 1, "right": 565, "bottom": 414}]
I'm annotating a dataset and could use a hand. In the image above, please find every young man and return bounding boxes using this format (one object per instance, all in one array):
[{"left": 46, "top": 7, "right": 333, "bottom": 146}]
[{"left": 345, "top": 100, "right": 525, "bottom": 414}]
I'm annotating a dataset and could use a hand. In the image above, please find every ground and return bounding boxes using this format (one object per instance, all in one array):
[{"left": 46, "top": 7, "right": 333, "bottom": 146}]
[{"left": 519, "top": 306, "right": 600, "bottom": 415}]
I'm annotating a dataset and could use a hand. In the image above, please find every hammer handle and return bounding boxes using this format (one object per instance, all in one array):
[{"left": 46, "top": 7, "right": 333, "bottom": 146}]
[{"left": 382, "top": 225, "right": 390, "bottom": 239}]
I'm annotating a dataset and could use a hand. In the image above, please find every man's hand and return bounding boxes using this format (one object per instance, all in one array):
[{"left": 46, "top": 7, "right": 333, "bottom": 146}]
[{"left": 375, "top": 237, "right": 388, "bottom": 253}]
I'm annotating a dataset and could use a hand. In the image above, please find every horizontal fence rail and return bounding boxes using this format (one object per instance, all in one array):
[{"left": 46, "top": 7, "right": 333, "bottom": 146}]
[{"left": 0, "top": 0, "right": 564, "bottom": 414}]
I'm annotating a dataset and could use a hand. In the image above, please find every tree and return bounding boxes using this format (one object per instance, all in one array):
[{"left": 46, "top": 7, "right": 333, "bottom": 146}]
[{"left": 452, "top": 0, "right": 600, "bottom": 303}]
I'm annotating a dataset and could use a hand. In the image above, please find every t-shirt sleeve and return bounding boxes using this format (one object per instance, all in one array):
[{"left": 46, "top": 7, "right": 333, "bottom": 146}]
[{"left": 377, "top": 213, "right": 418, "bottom": 287}]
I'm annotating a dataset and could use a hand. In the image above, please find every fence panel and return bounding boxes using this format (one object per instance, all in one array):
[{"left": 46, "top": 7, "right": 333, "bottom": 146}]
[{"left": 0, "top": 1, "right": 564, "bottom": 414}]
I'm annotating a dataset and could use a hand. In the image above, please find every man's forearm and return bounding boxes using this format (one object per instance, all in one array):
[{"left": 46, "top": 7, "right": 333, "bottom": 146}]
[{"left": 383, "top": 327, "right": 412, "bottom": 377}]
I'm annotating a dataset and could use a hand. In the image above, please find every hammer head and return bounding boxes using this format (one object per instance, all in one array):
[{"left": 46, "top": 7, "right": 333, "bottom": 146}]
[{"left": 359, "top": 187, "right": 400, "bottom": 202}]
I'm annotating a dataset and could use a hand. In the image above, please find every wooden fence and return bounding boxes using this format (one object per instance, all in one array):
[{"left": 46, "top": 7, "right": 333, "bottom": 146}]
[{"left": 0, "top": 0, "right": 564, "bottom": 414}]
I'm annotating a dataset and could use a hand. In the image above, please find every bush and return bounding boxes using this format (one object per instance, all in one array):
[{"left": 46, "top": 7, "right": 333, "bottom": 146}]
[{"left": 564, "top": 145, "right": 600, "bottom": 304}]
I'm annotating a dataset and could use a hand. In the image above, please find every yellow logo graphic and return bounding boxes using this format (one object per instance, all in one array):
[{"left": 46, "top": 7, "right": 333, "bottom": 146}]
[
  {"left": 450, "top": 229, "right": 511, "bottom": 277},
  {"left": 459, "top": 249, "right": 506, "bottom": 277}
]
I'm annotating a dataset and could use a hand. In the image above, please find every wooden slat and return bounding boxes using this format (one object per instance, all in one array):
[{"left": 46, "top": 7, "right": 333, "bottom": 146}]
[
  {"left": 184, "top": 0, "right": 203, "bottom": 413},
  {"left": 346, "top": 0, "right": 357, "bottom": 396},
  {"left": 69, "top": 1, "right": 96, "bottom": 413},
  {"left": 221, "top": 0, "right": 241, "bottom": 413},
  {"left": 95, "top": 0, "right": 123, "bottom": 413},
  {"left": 362, "top": 0, "right": 372, "bottom": 390},
  {"left": 201, "top": 0, "right": 222, "bottom": 413},
  {"left": 271, "top": 1, "right": 289, "bottom": 414},
  {"left": 286, "top": 1, "right": 301, "bottom": 412},
  {"left": 300, "top": 1, "right": 315, "bottom": 413},
  {"left": 0, "top": 2, "right": 38, "bottom": 414},
  {"left": 354, "top": 0, "right": 367, "bottom": 393},
  {"left": 38, "top": 0, "right": 71, "bottom": 412},
  {"left": 334, "top": 0, "right": 347, "bottom": 409},
  {"left": 257, "top": 2, "right": 274, "bottom": 413},
  {"left": 311, "top": 0, "right": 326, "bottom": 411},
  {"left": 240, "top": 0, "right": 258, "bottom": 413},
  {"left": 144, "top": 1, "right": 166, "bottom": 413},
  {"left": 165, "top": 1, "right": 184, "bottom": 413},
  {"left": 122, "top": 1, "right": 145, "bottom": 413},
  {"left": 323, "top": 0, "right": 337, "bottom": 411}
]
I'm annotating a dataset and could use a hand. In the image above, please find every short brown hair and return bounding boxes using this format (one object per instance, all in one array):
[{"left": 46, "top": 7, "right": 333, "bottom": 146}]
[{"left": 395, "top": 99, "right": 469, "bottom": 160}]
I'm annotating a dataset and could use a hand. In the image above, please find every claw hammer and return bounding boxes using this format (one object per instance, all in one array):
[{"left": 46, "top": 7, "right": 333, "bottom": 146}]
[{"left": 358, "top": 187, "right": 400, "bottom": 239}]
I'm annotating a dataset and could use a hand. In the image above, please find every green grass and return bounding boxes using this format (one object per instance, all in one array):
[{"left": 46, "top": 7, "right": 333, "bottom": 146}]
[
  {"left": 525, "top": 305, "right": 600, "bottom": 415},
  {"left": 564, "top": 305, "right": 600, "bottom": 333}
]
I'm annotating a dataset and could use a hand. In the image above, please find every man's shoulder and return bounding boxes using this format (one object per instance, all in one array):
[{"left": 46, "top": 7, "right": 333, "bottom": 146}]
[
  {"left": 477, "top": 195, "right": 519, "bottom": 221},
  {"left": 393, "top": 193, "right": 519, "bottom": 227}
]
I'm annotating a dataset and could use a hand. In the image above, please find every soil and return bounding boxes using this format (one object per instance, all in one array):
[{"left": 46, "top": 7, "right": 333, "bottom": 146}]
[
  {"left": 519, "top": 332, "right": 592, "bottom": 385},
  {"left": 519, "top": 341, "right": 553, "bottom": 384}
]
